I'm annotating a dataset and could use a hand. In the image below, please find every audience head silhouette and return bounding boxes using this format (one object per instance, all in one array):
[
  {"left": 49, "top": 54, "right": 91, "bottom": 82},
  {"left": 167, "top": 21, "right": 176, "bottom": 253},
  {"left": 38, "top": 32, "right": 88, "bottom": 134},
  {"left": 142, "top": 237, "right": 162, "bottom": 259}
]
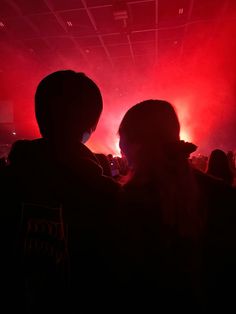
[
  {"left": 35, "top": 70, "right": 103, "bottom": 145},
  {"left": 119, "top": 99, "right": 195, "bottom": 168},
  {"left": 119, "top": 99, "right": 199, "bottom": 238},
  {"left": 207, "top": 149, "right": 233, "bottom": 185}
]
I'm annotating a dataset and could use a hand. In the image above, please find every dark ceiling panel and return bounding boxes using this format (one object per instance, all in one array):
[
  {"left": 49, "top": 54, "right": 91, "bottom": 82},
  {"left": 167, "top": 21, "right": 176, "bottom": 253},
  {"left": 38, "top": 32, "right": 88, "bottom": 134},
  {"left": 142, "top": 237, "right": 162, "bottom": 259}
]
[
  {"left": 129, "top": 1, "right": 156, "bottom": 31},
  {"left": 191, "top": 0, "right": 224, "bottom": 20},
  {"left": 112, "top": 55, "right": 133, "bottom": 66},
  {"left": 158, "top": 0, "right": 190, "bottom": 27},
  {"left": 59, "top": 49, "right": 83, "bottom": 63},
  {"left": 0, "top": 29, "right": 9, "bottom": 42},
  {"left": 0, "top": 0, "right": 19, "bottom": 18},
  {"left": 226, "top": 0, "right": 236, "bottom": 18},
  {"left": 158, "top": 37, "right": 182, "bottom": 53},
  {"left": 23, "top": 38, "right": 50, "bottom": 53},
  {"left": 28, "top": 13, "right": 65, "bottom": 36},
  {"left": 16, "top": 0, "right": 50, "bottom": 15},
  {"left": 75, "top": 36, "right": 101, "bottom": 48},
  {"left": 59, "top": 10, "right": 95, "bottom": 36},
  {"left": 50, "top": 0, "right": 83, "bottom": 11},
  {"left": 5, "top": 17, "right": 37, "bottom": 39},
  {"left": 90, "top": 6, "right": 119, "bottom": 33},
  {"left": 84, "top": 45, "right": 107, "bottom": 61},
  {"left": 132, "top": 41, "right": 155, "bottom": 55},
  {"left": 135, "top": 53, "right": 155, "bottom": 65},
  {"left": 49, "top": 36, "right": 76, "bottom": 52},
  {"left": 106, "top": 44, "right": 131, "bottom": 57},
  {"left": 36, "top": 50, "right": 63, "bottom": 67},
  {"left": 185, "top": 20, "right": 215, "bottom": 38},
  {"left": 158, "top": 27, "right": 185, "bottom": 41},
  {"left": 102, "top": 33, "right": 128, "bottom": 45},
  {"left": 86, "top": 0, "right": 113, "bottom": 7},
  {"left": 130, "top": 30, "right": 155, "bottom": 42},
  {"left": 183, "top": 21, "right": 214, "bottom": 52}
]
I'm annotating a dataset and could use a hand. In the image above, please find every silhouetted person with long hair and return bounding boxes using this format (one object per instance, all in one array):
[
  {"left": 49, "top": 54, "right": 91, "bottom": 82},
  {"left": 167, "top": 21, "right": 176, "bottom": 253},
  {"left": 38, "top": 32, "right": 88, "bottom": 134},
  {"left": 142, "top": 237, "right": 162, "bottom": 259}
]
[
  {"left": 207, "top": 149, "right": 234, "bottom": 185},
  {"left": 115, "top": 99, "right": 236, "bottom": 313},
  {"left": 0, "top": 70, "right": 119, "bottom": 313},
  {"left": 115, "top": 100, "right": 201, "bottom": 312}
]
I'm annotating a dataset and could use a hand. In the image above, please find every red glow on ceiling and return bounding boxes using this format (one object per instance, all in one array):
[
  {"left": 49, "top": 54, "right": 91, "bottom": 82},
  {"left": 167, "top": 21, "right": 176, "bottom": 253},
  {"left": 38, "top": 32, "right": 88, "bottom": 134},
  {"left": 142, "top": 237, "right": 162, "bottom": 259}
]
[{"left": 0, "top": 0, "right": 236, "bottom": 156}]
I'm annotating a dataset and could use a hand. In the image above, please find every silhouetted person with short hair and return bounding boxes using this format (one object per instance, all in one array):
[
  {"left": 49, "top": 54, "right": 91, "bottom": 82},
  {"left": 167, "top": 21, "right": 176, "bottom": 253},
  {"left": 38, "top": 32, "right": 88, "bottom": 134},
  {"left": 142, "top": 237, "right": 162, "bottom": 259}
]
[
  {"left": 35, "top": 70, "right": 103, "bottom": 147},
  {"left": 0, "top": 70, "right": 119, "bottom": 313},
  {"left": 207, "top": 149, "right": 234, "bottom": 185}
]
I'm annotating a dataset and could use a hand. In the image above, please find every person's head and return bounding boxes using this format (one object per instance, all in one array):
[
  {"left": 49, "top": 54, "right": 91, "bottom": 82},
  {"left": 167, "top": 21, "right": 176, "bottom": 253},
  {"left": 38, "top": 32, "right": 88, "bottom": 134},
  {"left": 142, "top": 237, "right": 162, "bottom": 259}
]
[
  {"left": 119, "top": 99, "right": 195, "bottom": 170},
  {"left": 35, "top": 70, "right": 103, "bottom": 145},
  {"left": 207, "top": 149, "right": 233, "bottom": 184}
]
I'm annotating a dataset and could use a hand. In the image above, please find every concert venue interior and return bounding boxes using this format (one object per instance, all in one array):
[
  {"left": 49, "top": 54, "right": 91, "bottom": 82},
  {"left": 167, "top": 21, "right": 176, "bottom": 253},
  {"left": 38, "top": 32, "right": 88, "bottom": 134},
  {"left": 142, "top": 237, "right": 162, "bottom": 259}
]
[
  {"left": 0, "top": 0, "right": 236, "bottom": 156},
  {"left": 1, "top": 2, "right": 236, "bottom": 312}
]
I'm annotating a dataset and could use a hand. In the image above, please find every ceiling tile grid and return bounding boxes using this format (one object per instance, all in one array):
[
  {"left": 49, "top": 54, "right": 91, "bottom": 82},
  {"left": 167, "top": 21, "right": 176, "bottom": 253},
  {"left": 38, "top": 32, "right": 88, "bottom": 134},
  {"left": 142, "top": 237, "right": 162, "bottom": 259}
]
[{"left": 0, "top": 0, "right": 234, "bottom": 70}]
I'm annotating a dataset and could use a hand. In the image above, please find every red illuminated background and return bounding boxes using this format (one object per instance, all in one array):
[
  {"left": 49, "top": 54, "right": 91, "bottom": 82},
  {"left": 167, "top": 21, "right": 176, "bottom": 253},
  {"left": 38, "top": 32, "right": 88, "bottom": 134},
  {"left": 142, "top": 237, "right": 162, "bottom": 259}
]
[{"left": 0, "top": 0, "right": 236, "bottom": 156}]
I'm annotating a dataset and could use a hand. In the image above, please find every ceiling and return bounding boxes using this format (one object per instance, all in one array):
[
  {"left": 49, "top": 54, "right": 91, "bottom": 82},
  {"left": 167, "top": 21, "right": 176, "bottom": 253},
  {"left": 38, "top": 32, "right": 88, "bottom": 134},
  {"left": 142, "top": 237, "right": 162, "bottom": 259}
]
[
  {"left": 0, "top": 0, "right": 235, "bottom": 73},
  {"left": 0, "top": 0, "right": 236, "bottom": 153}
]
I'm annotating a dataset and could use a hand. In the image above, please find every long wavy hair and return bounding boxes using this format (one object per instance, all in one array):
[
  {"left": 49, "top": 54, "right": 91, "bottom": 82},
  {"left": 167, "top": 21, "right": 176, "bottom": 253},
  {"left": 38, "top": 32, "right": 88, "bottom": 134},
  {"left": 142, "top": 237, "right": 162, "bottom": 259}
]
[{"left": 119, "top": 100, "right": 202, "bottom": 238}]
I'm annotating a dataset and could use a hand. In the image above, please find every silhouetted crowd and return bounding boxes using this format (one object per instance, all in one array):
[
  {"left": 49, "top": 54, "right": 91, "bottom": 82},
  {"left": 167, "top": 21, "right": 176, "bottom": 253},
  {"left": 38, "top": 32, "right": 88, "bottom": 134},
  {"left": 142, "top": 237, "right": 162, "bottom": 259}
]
[{"left": 0, "top": 70, "right": 236, "bottom": 313}]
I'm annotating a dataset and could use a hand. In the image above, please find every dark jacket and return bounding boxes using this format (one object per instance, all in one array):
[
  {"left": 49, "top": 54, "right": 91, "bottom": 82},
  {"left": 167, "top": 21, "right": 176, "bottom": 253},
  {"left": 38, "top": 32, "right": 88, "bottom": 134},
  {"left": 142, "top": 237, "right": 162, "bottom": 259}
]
[
  {"left": 195, "top": 170, "right": 236, "bottom": 312},
  {"left": 0, "top": 138, "right": 120, "bottom": 313},
  {"left": 112, "top": 168, "right": 236, "bottom": 313}
]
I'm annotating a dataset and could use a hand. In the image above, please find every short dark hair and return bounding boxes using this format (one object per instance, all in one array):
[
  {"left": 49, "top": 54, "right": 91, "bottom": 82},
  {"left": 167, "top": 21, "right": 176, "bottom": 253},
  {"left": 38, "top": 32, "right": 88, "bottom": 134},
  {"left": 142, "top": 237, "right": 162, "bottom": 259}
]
[{"left": 35, "top": 70, "right": 103, "bottom": 140}]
